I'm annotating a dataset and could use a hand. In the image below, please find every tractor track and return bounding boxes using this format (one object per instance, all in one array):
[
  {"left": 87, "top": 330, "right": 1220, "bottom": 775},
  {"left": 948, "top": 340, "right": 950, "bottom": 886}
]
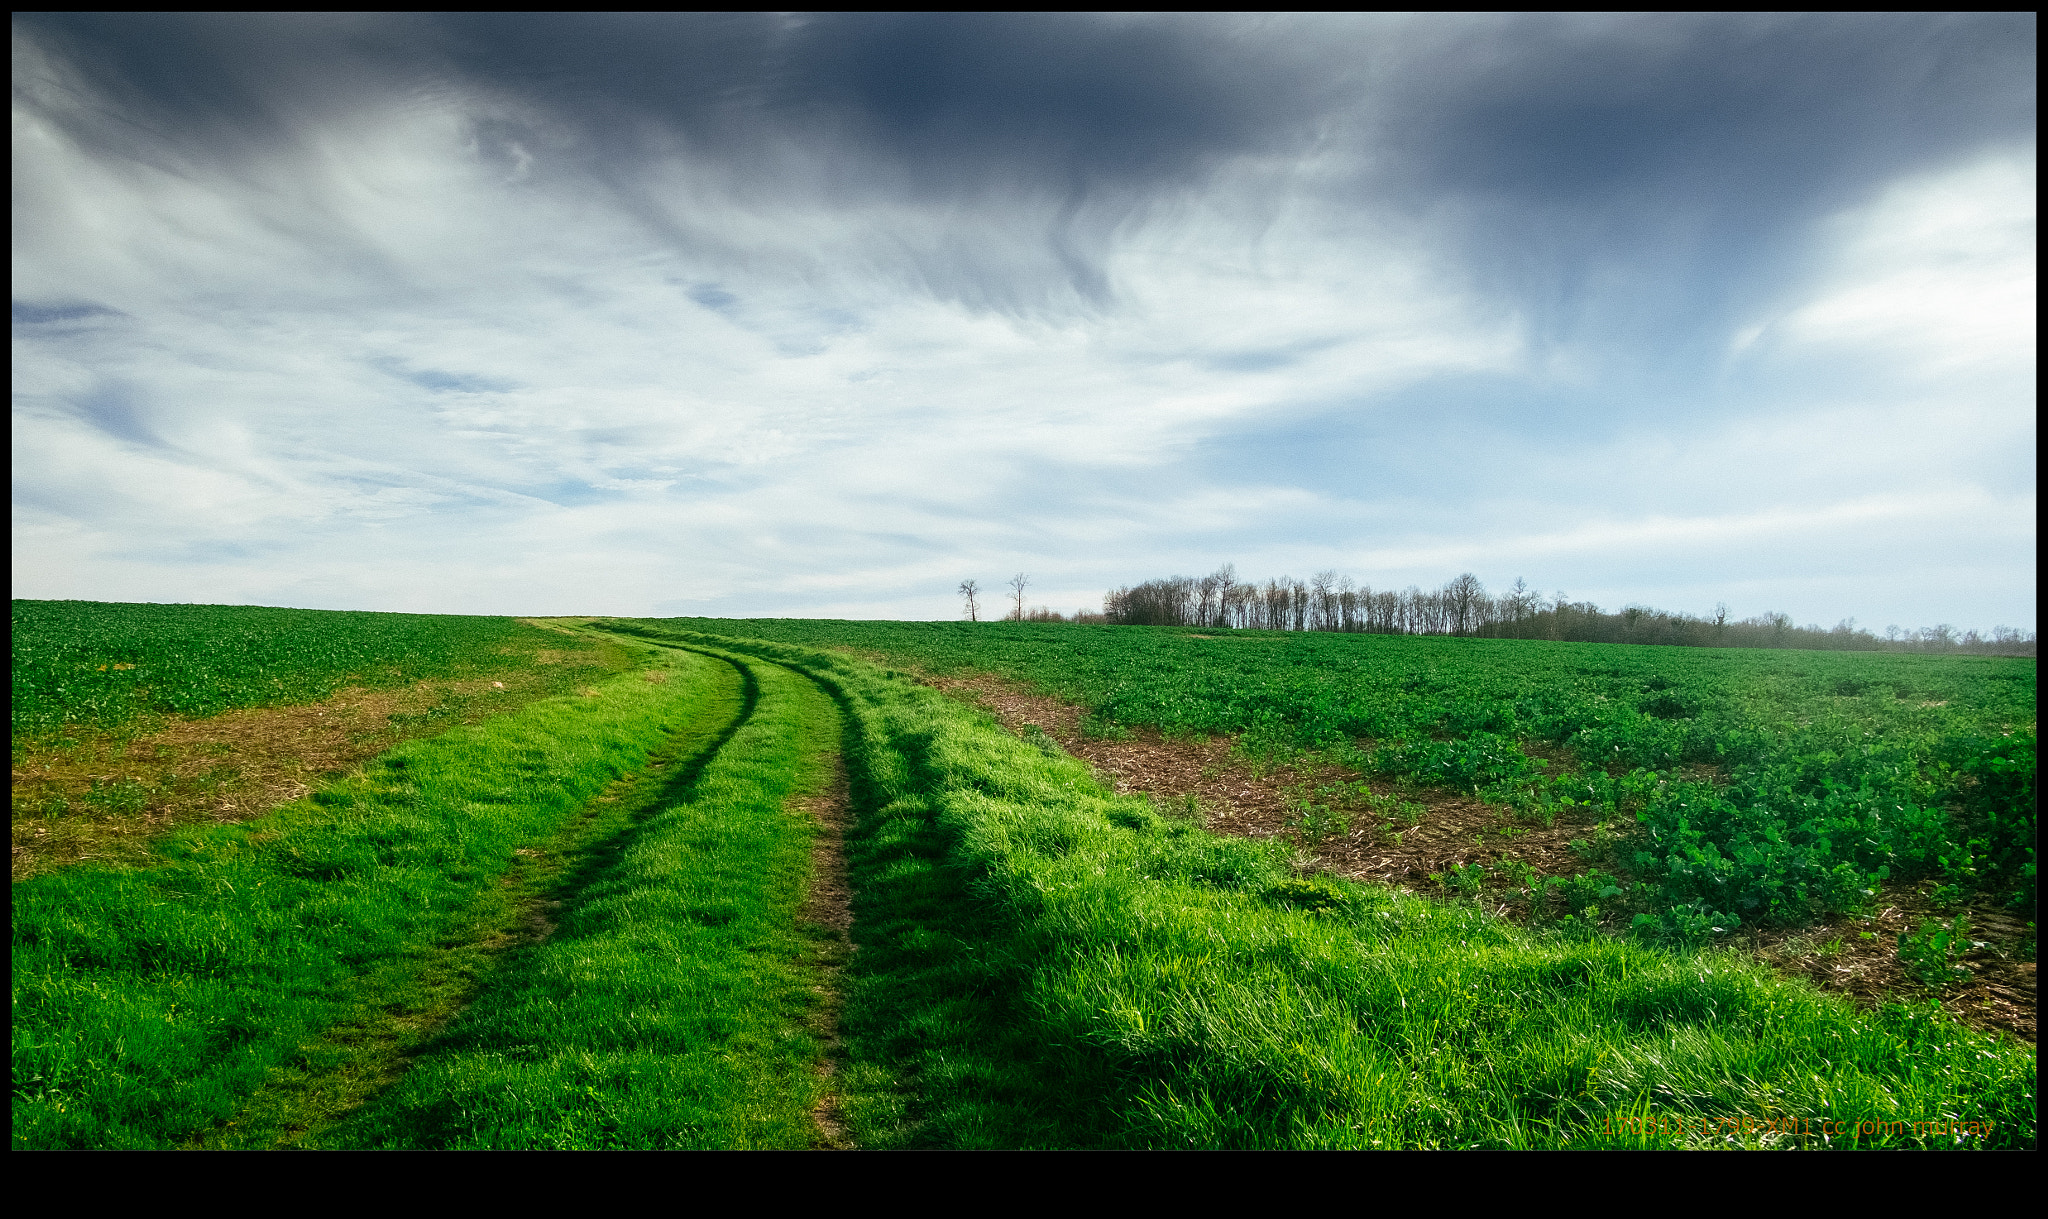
[
  {"left": 190, "top": 646, "right": 759, "bottom": 1149},
  {"left": 598, "top": 629, "right": 858, "bottom": 1149},
  {"left": 191, "top": 626, "right": 855, "bottom": 1150}
]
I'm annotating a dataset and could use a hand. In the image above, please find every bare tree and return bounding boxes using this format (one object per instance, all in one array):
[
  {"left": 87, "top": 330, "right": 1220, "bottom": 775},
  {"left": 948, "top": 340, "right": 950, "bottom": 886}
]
[
  {"left": 1445, "top": 572, "right": 1484, "bottom": 635},
  {"left": 958, "top": 579, "right": 981, "bottom": 622},
  {"left": 1211, "top": 563, "right": 1237, "bottom": 628},
  {"left": 1195, "top": 574, "right": 1218, "bottom": 627},
  {"left": 1009, "top": 573, "right": 1029, "bottom": 622},
  {"left": 1311, "top": 570, "right": 1338, "bottom": 631},
  {"left": 1504, "top": 577, "right": 1525, "bottom": 623}
]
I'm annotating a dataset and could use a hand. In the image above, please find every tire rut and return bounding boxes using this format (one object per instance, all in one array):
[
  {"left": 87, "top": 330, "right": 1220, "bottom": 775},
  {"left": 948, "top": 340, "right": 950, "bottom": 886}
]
[
  {"left": 795, "top": 748, "right": 855, "bottom": 1148},
  {"left": 188, "top": 652, "right": 758, "bottom": 1150},
  {"left": 600, "top": 631, "right": 859, "bottom": 1149}
]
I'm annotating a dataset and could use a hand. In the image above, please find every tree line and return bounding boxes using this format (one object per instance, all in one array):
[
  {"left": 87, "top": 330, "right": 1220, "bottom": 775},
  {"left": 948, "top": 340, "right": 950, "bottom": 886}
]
[{"left": 1096, "top": 566, "right": 2036, "bottom": 655}]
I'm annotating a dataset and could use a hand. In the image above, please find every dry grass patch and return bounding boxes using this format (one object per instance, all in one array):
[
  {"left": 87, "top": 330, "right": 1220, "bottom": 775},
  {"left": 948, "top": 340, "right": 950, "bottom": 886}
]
[{"left": 12, "top": 643, "right": 631, "bottom": 882}]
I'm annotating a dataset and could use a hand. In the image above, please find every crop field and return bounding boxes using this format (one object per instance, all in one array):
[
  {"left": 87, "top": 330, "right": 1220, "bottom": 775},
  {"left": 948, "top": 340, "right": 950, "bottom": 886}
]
[
  {"left": 655, "top": 619, "right": 2037, "bottom": 932},
  {"left": 11, "top": 600, "right": 577, "bottom": 739},
  {"left": 12, "top": 603, "right": 2037, "bottom": 1149}
]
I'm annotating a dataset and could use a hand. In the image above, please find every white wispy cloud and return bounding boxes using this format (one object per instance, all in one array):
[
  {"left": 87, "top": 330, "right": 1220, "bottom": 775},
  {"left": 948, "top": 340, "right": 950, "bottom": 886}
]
[
  {"left": 1772, "top": 152, "right": 2037, "bottom": 376},
  {"left": 11, "top": 14, "right": 2036, "bottom": 631}
]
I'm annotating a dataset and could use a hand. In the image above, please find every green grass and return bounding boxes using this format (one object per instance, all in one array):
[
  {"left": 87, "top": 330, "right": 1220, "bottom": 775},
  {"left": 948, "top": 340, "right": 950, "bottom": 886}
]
[
  {"left": 647, "top": 619, "right": 2038, "bottom": 928},
  {"left": 15, "top": 606, "right": 2033, "bottom": 1150},
  {"left": 607, "top": 621, "right": 2038, "bottom": 1150},
  {"left": 324, "top": 644, "right": 843, "bottom": 1149},
  {"left": 12, "top": 647, "right": 731, "bottom": 1150},
  {"left": 12, "top": 610, "right": 636, "bottom": 883},
  {"left": 11, "top": 600, "right": 577, "bottom": 741}
]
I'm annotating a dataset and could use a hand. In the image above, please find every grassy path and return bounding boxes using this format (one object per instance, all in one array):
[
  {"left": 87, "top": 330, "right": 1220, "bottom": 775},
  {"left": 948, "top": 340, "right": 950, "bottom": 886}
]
[
  {"left": 14, "top": 645, "right": 738, "bottom": 1148},
  {"left": 18, "top": 621, "right": 859, "bottom": 1150},
  {"left": 188, "top": 652, "right": 754, "bottom": 1147},
  {"left": 322, "top": 644, "right": 846, "bottom": 1148}
]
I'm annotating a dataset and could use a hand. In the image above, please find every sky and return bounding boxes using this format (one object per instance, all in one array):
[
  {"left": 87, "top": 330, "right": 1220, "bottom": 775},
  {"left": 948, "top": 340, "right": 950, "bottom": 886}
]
[{"left": 11, "top": 13, "right": 2036, "bottom": 630}]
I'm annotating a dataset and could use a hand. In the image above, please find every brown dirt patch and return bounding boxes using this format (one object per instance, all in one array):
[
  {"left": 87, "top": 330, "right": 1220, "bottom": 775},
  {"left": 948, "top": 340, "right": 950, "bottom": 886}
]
[
  {"left": 1748, "top": 893, "right": 2035, "bottom": 1042},
  {"left": 12, "top": 664, "right": 600, "bottom": 882},
  {"left": 914, "top": 670, "right": 1608, "bottom": 892},
  {"left": 793, "top": 751, "right": 855, "bottom": 1149},
  {"left": 911, "top": 667, "right": 2036, "bottom": 1044}
]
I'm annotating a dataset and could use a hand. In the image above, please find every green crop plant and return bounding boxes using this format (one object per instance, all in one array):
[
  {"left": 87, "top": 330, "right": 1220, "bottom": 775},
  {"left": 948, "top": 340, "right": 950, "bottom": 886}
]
[
  {"left": 1435, "top": 860, "right": 1488, "bottom": 898},
  {"left": 1363, "top": 790, "right": 1427, "bottom": 826},
  {"left": 1896, "top": 916, "right": 1979, "bottom": 988},
  {"left": 1293, "top": 798, "right": 1350, "bottom": 850},
  {"left": 11, "top": 600, "right": 589, "bottom": 742},
  {"left": 1495, "top": 858, "right": 1541, "bottom": 896},
  {"left": 1570, "top": 821, "right": 1624, "bottom": 863}
]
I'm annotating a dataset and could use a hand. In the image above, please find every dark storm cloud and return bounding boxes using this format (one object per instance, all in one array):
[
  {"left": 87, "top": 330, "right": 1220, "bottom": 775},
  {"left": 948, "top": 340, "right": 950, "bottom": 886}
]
[
  {"left": 14, "top": 13, "right": 2033, "bottom": 322},
  {"left": 11, "top": 13, "right": 440, "bottom": 168},
  {"left": 418, "top": 13, "right": 1348, "bottom": 308},
  {"left": 12, "top": 301, "right": 123, "bottom": 326},
  {"left": 427, "top": 14, "right": 1342, "bottom": 194},
  {"left": 14, "top": 13, "right": 1335, "bottom": 197},
  {"left": 1397, "top": 14, "right": 2034, "bottom": 204},
  {"left": 14, "top": 13, "right": 1335, "bottom": 310},
  {"left": 1375, "top": 13, "right": 2036, "bottom": 355}
]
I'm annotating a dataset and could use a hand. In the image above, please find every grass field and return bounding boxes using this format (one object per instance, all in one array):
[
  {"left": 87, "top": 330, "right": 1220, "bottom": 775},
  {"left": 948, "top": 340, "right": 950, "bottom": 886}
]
[
  {"left": 648, "top": 619, "right": 2037, "bottom": 931},
  {"left": 11, "top": 600, "right": 577, "bottom": 740},
  {"left": 11, "top": 603, "right": 2036, "bottom": 1149},
  {"left": 14, "top": 641, "right": 721, "bottom": 1147},
  {"left": 11, "top": 604, "right": 633, "bottom": 880}
]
